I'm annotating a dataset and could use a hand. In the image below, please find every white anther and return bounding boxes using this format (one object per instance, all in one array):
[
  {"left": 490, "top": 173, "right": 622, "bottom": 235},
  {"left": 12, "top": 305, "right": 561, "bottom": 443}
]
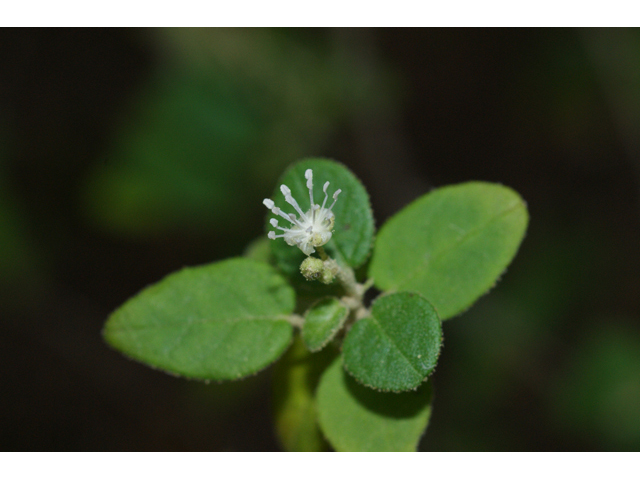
[
  {"left": 262, "top": 168, "right": 341, "bottom": 256},
  {"left": 305, "top": 169, "right": 313, "bottom": 189},
  {"left": 280, "top": 185, "right": 291, "bottom": 196}
]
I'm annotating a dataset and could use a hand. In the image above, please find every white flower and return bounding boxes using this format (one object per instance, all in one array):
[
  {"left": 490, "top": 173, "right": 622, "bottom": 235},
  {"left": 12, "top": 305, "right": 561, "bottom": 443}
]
[{"left": 263, "top": 169, "right": 341, "bottom": 256}]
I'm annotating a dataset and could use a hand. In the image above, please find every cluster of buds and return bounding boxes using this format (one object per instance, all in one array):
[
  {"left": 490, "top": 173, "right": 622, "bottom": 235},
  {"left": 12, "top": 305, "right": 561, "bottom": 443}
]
[{"left": 299, "top": 256, "right": 339, "bottom": 284}]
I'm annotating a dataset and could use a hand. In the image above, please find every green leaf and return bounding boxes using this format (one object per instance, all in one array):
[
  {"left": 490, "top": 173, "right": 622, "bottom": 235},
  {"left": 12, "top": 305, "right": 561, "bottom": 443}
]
[
  {"left": 302, "top": 297, "right": 349, "bottom": 352},
  {"left": 103, "top": 258, "right": 295, "bottom": 380},
  {"left": 272, "top": 336, "right": 336, "bottom": 452},
  {"left": 266, "top": 158, "right": 374, "bottom": 277},
  {"left": 369, "top": 181, "right": 528, "bottom": 320},
  {"left": 316, "top": 357, "right": 433, "bottom": 452},
  {"left": 243, "top": 236, "right": 274, "bottom": 265},
  {"left": 342, "top": 292, "right": 442, "bottom": 392}
]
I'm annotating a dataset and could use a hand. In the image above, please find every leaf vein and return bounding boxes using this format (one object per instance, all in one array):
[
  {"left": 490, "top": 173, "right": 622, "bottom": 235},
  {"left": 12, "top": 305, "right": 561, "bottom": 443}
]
[
  {"left": 369, "top": 314, "right": 422, "bottom": 379},
  {"left": 396, "top": 199, "right": 523, "bottom": 290}
]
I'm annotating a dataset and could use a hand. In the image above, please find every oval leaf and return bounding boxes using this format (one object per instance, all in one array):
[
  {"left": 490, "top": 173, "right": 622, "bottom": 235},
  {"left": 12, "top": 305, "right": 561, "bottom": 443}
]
[
  {"left": 103, "top": 258, "right": 295, "bottom": 380},
  {"left": 243, "top": 236, "right": 274, "bottom": 264},
  {"left": 369, "top": 181, "right": 528, "bottom": 320},
  {"left": 342, "top": 292, "right": 442, "bottom": 392},
  {"left": 316, "top": 357, "right": 433, "bottom": 452},
  {"left": 302, "top": 297, "right": 349, "bottom": 352},
  {"left": 266, "top": 158, "right": 374, "bottom": 276}
]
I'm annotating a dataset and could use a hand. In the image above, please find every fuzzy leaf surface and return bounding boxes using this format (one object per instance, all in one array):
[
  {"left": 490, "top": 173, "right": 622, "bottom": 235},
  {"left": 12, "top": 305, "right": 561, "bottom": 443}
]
[
  {"left": 266, "top": 158, "right": 374, "bottom": 276},
  {"left": 369, "top": 182, "right": 528, "bottom": 320},
  {"left": 302, "top": 297, "right": 349, "bottom": 352},
  {"left": 316, "top": 357, "right": 433, "bottom": 452},
  {"left": 342, "top": 292, "right": 442, "bottom": 391},
  {"left": 103, "top": 258, "right": 295, "bottom": 380}
]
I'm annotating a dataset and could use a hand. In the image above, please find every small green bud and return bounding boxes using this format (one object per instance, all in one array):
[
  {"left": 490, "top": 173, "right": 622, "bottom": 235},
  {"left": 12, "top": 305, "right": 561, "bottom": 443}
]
[
  {"left": 300, "top": 257, "right": 324, "bottom": 281},
  {"left": 320, "top": 259, "right": 339, "bottom": 285},
  {"left": 320, "top": 267, "right": 335, "bottom": 285}
]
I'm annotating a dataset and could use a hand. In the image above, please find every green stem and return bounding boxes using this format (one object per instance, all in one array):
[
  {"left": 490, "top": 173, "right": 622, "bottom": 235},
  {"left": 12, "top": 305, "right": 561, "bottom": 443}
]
[
  {"left": 309, "top": 248, "right": 373, "bottom": 319},
  {"left": 316, "top": 246, "right": 329, "bottom": 261}
]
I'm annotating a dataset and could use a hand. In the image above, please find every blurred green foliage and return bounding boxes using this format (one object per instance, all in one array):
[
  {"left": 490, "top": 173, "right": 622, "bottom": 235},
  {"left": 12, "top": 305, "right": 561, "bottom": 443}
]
[
  {"left": 551, "top": 321, "right": 640, "bottom": 450},
  {"left": 82, "top": 29, "right": 396, "bottom": 239},
  {"left": 0, "top": 133, "right": 44, "bottom": 291},
  {"left": 83, "top": 69, "right": 266, "bottom": 236}
]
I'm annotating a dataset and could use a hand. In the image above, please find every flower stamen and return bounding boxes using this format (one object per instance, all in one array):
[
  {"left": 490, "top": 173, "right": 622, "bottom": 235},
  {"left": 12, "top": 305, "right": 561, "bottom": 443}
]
[{"left": 263, "top": 169, "right": 341, "bottom": 256}]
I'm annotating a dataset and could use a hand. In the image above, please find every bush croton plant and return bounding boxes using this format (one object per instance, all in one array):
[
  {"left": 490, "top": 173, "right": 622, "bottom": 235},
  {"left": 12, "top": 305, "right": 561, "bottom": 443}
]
[{"left": 103, "top": 158, "right": 528, "bottom": 451}]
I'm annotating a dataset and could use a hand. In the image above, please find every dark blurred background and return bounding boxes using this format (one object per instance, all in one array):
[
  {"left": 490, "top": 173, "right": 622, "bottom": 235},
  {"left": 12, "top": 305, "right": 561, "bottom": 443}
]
[{"left": 1, "top": 28, "right": 640, "bottom": 451}]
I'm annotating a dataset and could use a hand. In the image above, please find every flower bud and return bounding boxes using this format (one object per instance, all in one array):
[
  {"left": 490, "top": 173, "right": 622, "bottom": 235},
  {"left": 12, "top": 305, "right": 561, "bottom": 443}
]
[
  {"left": 300, "top": 257, "right": 324, "bottom": 282},
  {"left": 319, "top": 267, "right": 335, "bottom": 285}
]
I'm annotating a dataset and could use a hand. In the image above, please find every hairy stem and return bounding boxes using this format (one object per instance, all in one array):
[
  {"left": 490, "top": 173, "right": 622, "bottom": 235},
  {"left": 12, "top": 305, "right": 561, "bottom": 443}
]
[{"left": 316, "top": 246, "right": 329, "bottom": 261}]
